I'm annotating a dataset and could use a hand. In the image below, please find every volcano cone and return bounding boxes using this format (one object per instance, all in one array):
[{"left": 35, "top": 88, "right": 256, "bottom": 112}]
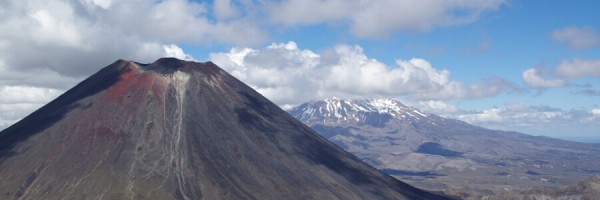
[{"left": 0, "top": 58, "right": 448, "bottom": 200}]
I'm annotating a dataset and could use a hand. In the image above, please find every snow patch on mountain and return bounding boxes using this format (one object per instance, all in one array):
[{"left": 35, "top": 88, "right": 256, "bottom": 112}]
[{"left": 288, "top": 98, "right": 438, "bottom": 125}]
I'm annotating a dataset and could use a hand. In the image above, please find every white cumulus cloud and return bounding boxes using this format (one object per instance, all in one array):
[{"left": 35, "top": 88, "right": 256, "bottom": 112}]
[
  {"left": 213, "top": 0, "right": 238, "bottom": 20},
  {"left": 459, "top": 108, "right": 503, "bottom": 123},
  {"left": 87, "top": 0, "right": 112, "bottom": 9},
  {"left": 163, "top": 44, "right": 195, "bottom": 61},
  {"left": 29, "top": 9, "right": 84, "bottom": 49},
  {"left": 266, "top": 0, "right": 506, "bottom": 38},
  {"left": 0, "top": 86, "right": 63, "bottom": 104},
  {"left": 453, "top": 104, "right": 600, "bottom": 137},
  {"left": 413, "top": 100, "right": 459, "bottom": 115},
  {"left": 521, "top": 59, "right": 600, "bottom": 91},
  {"left": 0, "top": 86, "right": 64, "bottom": 130},
  {"left": 555, "top": 58, "right": 600, "bottom": 78},
  {"left": 211, "top": 41, "right": 512, "bottom": 105},
  {"left": 0, "top": 0, "right": 266, "bottom": 80},
  {"left": 0, "top": 0, "right": 270, "bottom": 130},
  {"left": 521, "top": 67, "right": 567, "bottom": 89},
  {"left": 552, "top": 27, "right": 600, "bottom": 50}
]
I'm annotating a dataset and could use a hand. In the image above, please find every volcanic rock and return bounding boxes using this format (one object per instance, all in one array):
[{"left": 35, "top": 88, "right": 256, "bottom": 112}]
[{"left": 0, "top": 58, "right": 449, "bottom": 199}]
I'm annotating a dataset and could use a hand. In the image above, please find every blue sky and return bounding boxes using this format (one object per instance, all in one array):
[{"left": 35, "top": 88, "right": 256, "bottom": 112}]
[{"left": 0, "top": 0, "right": 599, "bottom": 140}]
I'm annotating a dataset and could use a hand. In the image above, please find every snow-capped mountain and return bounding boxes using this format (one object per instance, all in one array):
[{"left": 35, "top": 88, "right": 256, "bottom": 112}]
[
  {"left": 288, "top": 98, "right": 600, "bottom": 196},
  {"left": 288, "top": 98, "right": 448, "bottom": 127}
]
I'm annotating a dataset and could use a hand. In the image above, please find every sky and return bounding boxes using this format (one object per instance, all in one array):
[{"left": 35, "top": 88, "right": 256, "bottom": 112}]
[{"left": 0, "top": 0, "right": 599, "bottom": 140}]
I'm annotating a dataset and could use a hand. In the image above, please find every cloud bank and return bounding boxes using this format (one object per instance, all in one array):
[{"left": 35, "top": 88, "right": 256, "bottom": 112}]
[
  {"left": 521, "top": 67, "right": 567, "bottom": 89},
  {"left": 0, "top": 85, "right": 63, "bottom": 128},
  {"left": 0, "top": 0, "right": 509, "bottom": 89},
  {"left": 211, "top": 41, "right": 513, "bottom": 106},
  {"left": 556, "top": 59, "right": 600, "bottom": 78},
  {"left": 0, "top": 0, "right": 595, "bottom": 138},
  {"left": 522, "top": 59, "right": 600, "bottom": 89},
  {"left": 552, "top": 27, "right": 600, "bottom": 50},
  {"left": 266, "top": 0, "right": 506, "bottom": 38},
  {"left": 0, "top": 0, "right": 265, "bottom": 82},
  {"left": 458, "top": 104, "right": 600, "bottom": 137},
  {"left": 0, "top": 0, "right": 266, "bottom": 129}
]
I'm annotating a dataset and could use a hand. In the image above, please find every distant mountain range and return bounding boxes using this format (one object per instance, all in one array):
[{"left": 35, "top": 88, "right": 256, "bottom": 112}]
[
  {"left": 288, "top": 98, "right": 600, "bottom": 196},
  {"left": 559, "top": 136, "right": 600, "bottom": 144}
]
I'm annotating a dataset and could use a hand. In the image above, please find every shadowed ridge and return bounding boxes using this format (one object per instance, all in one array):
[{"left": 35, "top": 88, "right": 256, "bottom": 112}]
[{"left": 223, "top": 77, "right": 450, "bottom": 199}]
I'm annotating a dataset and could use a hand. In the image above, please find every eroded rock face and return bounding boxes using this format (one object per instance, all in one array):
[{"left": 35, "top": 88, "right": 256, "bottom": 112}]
[{"left": 0, "top": 58, "right": 448, "bottom": 200}]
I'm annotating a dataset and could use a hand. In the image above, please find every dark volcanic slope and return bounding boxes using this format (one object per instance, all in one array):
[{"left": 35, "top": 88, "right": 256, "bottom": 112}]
[{"left": 0, "top": 58, "right": 448, "bottom": 200}]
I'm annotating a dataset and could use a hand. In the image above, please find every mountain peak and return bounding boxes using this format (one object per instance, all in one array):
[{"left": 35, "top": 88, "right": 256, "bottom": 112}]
[
  {"left": 289, "top": 98, "right": 432, "bottom": 126},
  {"left": 144, "top": 57, "right": 190, "bottom": 73},
  {"left": 111, "top": 58, "right": 222, "bottom": 76},
  {"left": 0, "top": 60, "right": 446, "bottom": 199}
]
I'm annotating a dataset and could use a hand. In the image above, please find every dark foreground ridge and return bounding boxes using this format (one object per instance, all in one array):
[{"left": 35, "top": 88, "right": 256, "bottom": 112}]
[{"left": 0, "top": 58, "right": 450, "bottom": 199}]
